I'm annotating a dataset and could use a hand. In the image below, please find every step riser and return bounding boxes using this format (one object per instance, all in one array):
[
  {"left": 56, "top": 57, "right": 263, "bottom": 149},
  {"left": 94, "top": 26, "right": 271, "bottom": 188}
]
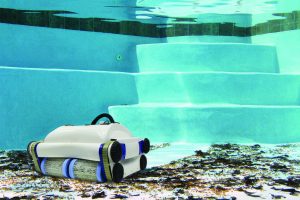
[
  {"left": 109, "top": 106, "right": 300, "bottom": 143},
  {"left": 136, "top": 73, "right": 300, "bottom": 105},
  {"left": 0, "top": 67, "right": 137, "bottom": 149},
  {"left": 137, "top": 43, "right": 279, "bottom": 72}
]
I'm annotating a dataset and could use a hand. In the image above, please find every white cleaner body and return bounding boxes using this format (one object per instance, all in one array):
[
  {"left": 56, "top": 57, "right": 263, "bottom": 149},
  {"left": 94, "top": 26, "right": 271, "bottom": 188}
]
[{"left": 27, "top": 113, "right": 150, "bottom": 183}]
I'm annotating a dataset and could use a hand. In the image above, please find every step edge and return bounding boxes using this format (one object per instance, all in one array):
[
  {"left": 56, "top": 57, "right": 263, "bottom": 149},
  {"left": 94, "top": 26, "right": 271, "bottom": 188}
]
[
  {"left": 136, "top": 43, "right": 276, "bottom": 48},
  {"left": 0, "top": 66, "right": 134, "bottom": 75},
  {"left": 133, "top": 71, "right": 300, "bottom": 76},
  {"left": 109, "top": 103, "right": 300, "bottom": 109}
]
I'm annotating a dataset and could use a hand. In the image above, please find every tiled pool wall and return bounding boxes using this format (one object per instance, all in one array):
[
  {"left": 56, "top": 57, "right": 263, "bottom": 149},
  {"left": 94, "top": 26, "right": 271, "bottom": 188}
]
[
  {"left": 0, "top": 23, "right": 163, "bottom": 72},
  {"left": 1, "top": 7, "right": 300, "bottom": 37},
  {"left": 1, "top": 12, "right": 300, "bottom": 72},
  {"left": 1, "top": 5, "right": 300, "bottom": 71}
]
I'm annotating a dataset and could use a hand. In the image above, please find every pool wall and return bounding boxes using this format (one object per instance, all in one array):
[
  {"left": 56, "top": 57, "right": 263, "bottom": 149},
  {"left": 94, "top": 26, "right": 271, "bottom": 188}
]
[
  {"left": 0, "top": 21, "right": 163, "bottom": 149},
  {"left": 0, "top": 23, "right": 163, "bottom": 72},
  {"left": 1, "top": 2, "right": 300, "bottom": 148},
  {"left": 0, "top": 66, "right": 138, "bottom": 149}
]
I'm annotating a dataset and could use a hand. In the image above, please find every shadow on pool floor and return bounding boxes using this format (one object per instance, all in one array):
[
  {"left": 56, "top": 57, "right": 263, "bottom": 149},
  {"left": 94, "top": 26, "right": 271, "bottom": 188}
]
[{"left": 0, "top": 143, "right": 300, "bottom": 199}]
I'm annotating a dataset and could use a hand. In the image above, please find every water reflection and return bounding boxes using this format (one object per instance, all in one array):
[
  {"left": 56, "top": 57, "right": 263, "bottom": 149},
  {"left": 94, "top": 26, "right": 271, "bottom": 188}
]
[{"left": 0, "top": 0, "right": 299, "bottom": 37}]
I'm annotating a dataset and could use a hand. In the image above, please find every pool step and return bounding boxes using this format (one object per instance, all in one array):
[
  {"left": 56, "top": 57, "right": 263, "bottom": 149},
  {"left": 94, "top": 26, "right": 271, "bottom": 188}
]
[
  {"left": 135, "top": 72, "right": 300, "bottom": 105},
  {"left": 109, "top": 104, "right": 300, "bottom": 143},
  {"left": 136, "top": 43, "right": 279, "bottom": 73},
  {"left": 0, "top": 66, "right": 137, "bottom": 149}
]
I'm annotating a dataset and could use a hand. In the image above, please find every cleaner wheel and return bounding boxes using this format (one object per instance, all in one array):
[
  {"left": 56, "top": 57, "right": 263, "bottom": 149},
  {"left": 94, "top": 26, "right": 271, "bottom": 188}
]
[
  {"left": 110, "top": 141, "right": 122, "bottom": 163},
  {"left": 140, "top": 154, "right": 147, "bottom": 170},
  {"left": 142, "top": 138, "right": 150, "bottom": 154},
  {"left": 112, "top": 163, "right": 124, "bottom": 183},
  {"left": 27, "top": 141, "right": 35, "bottom": 157}
]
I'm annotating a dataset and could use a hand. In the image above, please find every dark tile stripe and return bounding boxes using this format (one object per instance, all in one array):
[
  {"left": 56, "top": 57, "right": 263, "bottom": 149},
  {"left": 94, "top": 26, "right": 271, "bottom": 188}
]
[{"left": 0, "top": 8, "right": 300, "bottom": 37}]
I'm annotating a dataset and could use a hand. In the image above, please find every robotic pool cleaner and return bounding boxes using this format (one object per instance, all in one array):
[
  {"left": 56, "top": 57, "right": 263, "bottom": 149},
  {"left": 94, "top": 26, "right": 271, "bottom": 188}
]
[{"left": 27, "top": 113, "right": 150, "bottom": 183}]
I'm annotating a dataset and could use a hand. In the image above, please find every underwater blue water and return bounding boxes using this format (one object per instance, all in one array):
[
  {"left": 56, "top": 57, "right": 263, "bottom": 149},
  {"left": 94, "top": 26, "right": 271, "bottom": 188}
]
[{"left": 1, "top": 0, "right": 300, "bottom": 149}]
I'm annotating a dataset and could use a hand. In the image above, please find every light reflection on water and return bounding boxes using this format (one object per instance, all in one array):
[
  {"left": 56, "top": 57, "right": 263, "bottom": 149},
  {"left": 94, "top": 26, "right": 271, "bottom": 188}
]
[
  {"left": 0, "top": 0, "right": 299, "bottom": 34},
  {"left": 0, "top": 0, "right": 297, "bottom": 23}
]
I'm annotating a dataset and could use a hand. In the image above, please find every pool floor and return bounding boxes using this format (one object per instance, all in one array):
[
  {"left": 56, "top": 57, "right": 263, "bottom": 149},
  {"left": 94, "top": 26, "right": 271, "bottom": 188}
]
[{"left": 1, "top": 143, "right": 299, "bottom": 199}]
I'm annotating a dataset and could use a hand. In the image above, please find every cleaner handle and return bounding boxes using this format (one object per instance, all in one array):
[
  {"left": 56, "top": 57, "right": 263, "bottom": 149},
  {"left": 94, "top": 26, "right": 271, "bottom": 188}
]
[{"left": 91, "top": 113, "right": 115, "bottom": 125}]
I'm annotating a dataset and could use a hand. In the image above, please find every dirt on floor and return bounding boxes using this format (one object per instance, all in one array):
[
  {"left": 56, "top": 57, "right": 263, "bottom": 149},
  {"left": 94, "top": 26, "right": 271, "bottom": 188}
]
[{"left": 0, "top": 143, "right": 300, "bottom": 199}]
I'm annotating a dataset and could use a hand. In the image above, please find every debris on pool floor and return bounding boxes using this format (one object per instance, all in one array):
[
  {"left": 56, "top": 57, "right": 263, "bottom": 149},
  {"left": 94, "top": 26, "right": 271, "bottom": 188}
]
[{"left": 0, "top": 143, "right": 300, "bottom": 199}]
